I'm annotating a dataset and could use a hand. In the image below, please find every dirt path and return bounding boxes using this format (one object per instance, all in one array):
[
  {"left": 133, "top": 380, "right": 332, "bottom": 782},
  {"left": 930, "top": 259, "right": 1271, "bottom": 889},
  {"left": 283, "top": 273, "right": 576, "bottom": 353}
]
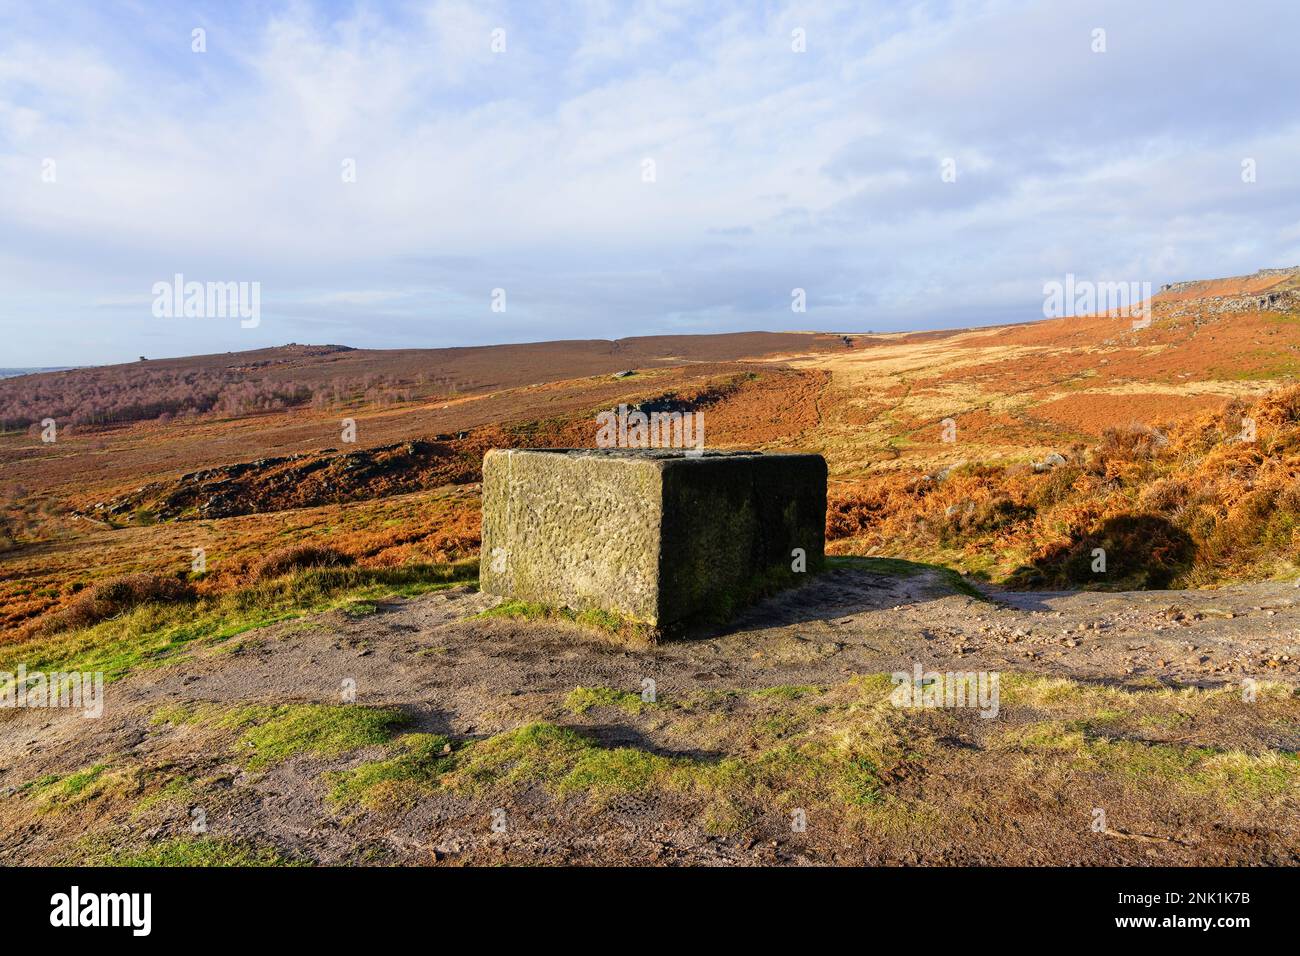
[{"left": 2, "top": 567, "right": 1297, "bottom": 866}]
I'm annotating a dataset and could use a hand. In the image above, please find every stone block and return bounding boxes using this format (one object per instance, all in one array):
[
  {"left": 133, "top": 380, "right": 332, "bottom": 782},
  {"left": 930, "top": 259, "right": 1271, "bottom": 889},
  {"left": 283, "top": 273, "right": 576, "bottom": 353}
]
[{"left": 479, "top": 448, "right": 827, "bottom": 630}]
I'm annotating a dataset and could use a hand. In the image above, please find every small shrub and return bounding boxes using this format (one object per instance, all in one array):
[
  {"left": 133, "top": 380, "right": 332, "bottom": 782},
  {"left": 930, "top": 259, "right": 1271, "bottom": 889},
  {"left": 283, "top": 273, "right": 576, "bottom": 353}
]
[
  {"left": 1277, "top": 480, "right": 1300, "bottom": 515},
  {"left": 1023, "top": 513, "right": 1197, "bottom": 589},
  {"left": 1136, "top": 477, "right": 1191, "bottom": 514},
  {"left": 1094, "top": 423, "right": 1169, "bottom": 465},
  {"left": 938, "top": 495, "right": 1034, "bottom": 543},
  {"left": 42, "top": 573, "right": 193, "bottom": 634},
  {"left": 248, "top": 544, "right": 353, "bottom": 582},
  {"left": 827, "top": 496, "right": 885, "bottom": 540},
  {"left": 1030, "top": 464, "right": 1087, "bottom": 508}
]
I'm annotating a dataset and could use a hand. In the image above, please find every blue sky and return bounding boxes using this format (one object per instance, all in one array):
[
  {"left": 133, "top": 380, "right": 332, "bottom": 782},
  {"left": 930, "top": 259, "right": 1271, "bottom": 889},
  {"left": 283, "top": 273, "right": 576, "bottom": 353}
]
[{"left": 2, "top": 0, "right": 1299, "bottom": 366}]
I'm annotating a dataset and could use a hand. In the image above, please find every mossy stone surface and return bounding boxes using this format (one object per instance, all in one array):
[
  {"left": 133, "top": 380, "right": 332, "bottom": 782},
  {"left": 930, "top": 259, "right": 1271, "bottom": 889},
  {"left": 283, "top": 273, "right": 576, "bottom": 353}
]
[{"left": 480, "top": 449, "right": 826, "bottom": 629}]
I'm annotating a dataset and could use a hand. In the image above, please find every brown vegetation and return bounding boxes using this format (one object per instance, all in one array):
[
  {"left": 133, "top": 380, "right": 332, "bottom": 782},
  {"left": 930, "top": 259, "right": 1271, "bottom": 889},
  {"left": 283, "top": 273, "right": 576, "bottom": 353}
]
[
  {"left": 827, "top": 385, "right": 1300, "bottom": 588},
  {"left": 246, "top": 544, "right": 354, "bottom": 583},
  {"left": 40, "top": 572, "right": 194, "bottom": 634},
  {"left": 0, "top": 334, "right": 846, "bottom": 433},
  {"left": 5, "top": 282, "right": 1300, "bottom": 638}
]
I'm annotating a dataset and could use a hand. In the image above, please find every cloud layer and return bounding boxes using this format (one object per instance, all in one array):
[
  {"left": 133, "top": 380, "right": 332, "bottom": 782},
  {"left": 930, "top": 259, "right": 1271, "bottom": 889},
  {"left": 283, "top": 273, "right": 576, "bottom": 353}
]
[{"left": 2, "top": 0, "right": 1299, "bottom": 364}]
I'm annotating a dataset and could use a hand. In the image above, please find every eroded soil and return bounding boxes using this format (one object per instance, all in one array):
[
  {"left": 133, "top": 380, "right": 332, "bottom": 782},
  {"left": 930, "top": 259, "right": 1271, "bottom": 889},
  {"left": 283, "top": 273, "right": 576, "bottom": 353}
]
[{"left": 2, "top": 567, "right": 1297, "bottom": 866}]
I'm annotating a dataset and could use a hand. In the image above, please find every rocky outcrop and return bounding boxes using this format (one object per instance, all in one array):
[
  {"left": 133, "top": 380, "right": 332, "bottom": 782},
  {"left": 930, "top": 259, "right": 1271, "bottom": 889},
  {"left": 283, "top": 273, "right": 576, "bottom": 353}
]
[
  {"left": 89, "top": 439, "right": 476, "bottom": 521},
  {"left": 1157, "top": 268, "right": 1300, "bottom": 319}
]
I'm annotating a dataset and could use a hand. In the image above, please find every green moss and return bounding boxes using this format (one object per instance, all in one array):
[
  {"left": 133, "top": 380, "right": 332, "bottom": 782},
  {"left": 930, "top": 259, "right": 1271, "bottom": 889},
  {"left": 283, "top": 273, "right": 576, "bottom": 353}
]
[
  {"left": 676, "top": 555, "right": 826, "bottom": 628},
  {"left": 574, "top": 607, "right": 646, "bottom": 636},
  {"left": 443, "top": 722, "right": 591, "bottom": 794},
  {"left": 558, "top": 748, "right": 674, "bottom": 797},
  {"left": 478, "top": 599, "right": 656, "bottom": 643},
  {"left": 477, "top": 598, "right": 550, "bottom": 622},
  {"left": 92, "top": 838, "right": 303, "bottom": 867},
  {"left": 564, "top": 686, "right": 652, "bottom": 715},
  {"left": 328, "top": 733, "right": 457, "bottom": 810},
  {"left": 155, "top": 702, "right": 409, "bottom": 770},
  {"left": 750, "top": 684, "right": 823, "bottom": 701}
]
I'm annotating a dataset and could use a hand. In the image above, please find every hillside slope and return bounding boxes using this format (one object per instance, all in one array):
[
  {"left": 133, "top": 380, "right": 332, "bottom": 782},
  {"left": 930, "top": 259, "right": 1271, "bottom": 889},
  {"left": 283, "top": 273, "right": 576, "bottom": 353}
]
[
  {"left": 828, "top": 384, "right": 1300, "bottom": 589},
  {"left": 4, "top": 268, "right": 1300, "bottom": 633}
]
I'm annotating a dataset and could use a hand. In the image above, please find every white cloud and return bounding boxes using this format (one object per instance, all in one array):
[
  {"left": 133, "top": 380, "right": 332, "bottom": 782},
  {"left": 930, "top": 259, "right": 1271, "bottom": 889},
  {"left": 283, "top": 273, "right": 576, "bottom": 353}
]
[{"left": 0, "top": 0, "right": 1298, "bottom": 364}]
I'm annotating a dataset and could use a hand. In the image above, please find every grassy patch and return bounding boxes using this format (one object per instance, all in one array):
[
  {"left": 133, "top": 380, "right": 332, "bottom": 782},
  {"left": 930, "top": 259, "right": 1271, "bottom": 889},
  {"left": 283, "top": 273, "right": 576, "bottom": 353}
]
[
  {"left": 50, "top": 764, "right": 108, "bottom": 798},
  {"left": 439, "top": 722, "right": 683, "bottom": 804},
  {"left": 19, "top": 760, "right": 221, "bottom": 819},
  {"left": 113, "top": 672, "right": 1300, "bottom": 853},
  {"left": 558, "top": 748, "right": 675, "bottom": 797},
  {"left": 0, "top": 560, "right": 476, "bottom": 685},
  {"left": 21, "top": 762, "right": 150, "bottom": 814},
  {"left": 999, "top": 722, "right": 1300, "bottom": 803},
  {"left": 750, "top": 684, "right": 824, "bottom": 702},
  {"left": 992, "top": 677, "right": 1300, "bottom": 805},
  {"left": 564, "top": 686, "right": 653, "bottom": 715},
  {"left": 130, "top": 774, "right": 204, "bottom": 817},
  {"left": 328, "top": 733, "right": 457, "bottom": 811},
  {"left": 442, "top": 723, "right": 593, "bottom": 794},
  {"left": 25, "top": 764, "right": 110, "bottom": 812},
  {"left": 92, "top": 837, "right": 303, "bottom": 867},
  {"left": 478, "top": 599, "right": 657, "bottom": 644},
  {"left": 836, "top": 754, "right": 884, "bottom": 805},
  {"left": 156, "top": 702, "right": 410, "bottom": 770},
  {"left": 340, "top": 600, "right": 379, "bottom": 618}
]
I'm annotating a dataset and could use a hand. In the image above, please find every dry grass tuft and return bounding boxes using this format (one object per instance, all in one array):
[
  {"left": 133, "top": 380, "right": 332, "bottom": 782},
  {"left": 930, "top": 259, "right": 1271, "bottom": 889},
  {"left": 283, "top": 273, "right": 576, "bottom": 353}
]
[
  {"left": 41, "top": 573, "right": 194, "bottom": 634},
  {"left": 247, "top": 544, "right": 354, "bottom": 583}
]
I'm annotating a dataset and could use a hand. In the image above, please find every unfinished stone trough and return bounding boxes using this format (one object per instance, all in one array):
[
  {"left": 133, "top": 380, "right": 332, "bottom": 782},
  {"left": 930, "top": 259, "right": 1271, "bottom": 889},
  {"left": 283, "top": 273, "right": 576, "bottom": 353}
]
[{"left": 480, "top": 448, "right": 827, "bottom": 632}]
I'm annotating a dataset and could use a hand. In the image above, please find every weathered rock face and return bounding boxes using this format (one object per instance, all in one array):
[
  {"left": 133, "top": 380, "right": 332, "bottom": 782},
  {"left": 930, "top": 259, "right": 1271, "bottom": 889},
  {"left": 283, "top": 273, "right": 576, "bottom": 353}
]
[{"left": 480, "top": 448, "right": 827, "bottom": 630}]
